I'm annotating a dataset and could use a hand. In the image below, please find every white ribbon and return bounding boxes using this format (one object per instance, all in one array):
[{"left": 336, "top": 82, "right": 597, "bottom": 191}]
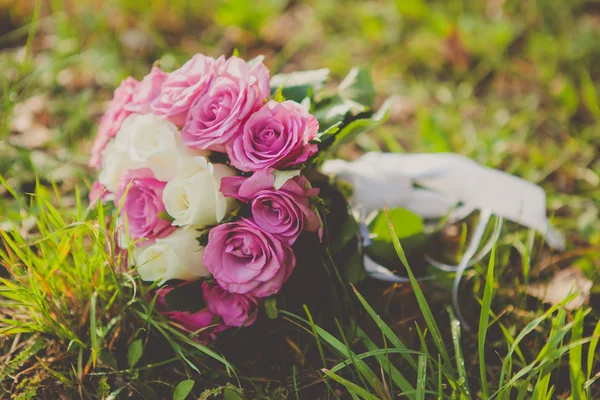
[
  {"left": 322, "top": 152, "right": 564, "bottom": 250},
  {"left": 323, "top": 152, "right": 564, "bottom": 327}
]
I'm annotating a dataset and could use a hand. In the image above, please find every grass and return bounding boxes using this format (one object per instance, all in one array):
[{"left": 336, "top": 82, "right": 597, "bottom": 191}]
[
  {"left": 0, "top": 182, "right": 235, "bottom": 398},
  {"left": 0, "top": 0, "right": 599, "bottom": 398}
]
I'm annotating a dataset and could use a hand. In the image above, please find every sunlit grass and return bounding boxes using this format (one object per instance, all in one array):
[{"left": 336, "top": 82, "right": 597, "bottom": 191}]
[{"left": 0, "top": 181, "right": 232, "bottom": 398}]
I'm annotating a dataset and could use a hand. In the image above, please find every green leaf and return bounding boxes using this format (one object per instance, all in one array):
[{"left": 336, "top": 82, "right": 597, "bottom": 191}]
[
  {"left": 337, "top": 67, "right": 375, "bottom": 109},
  {"left": 273, "top": 86, "right": 286, "bottom": 103},
  {"left": 264, "top": 296, "right": 278, "bottom": 319},
  {"left": 366, "top": 207, "right": 425, "bottom": 269},
  {"left": 271, "top": 68, "right": 329, "bottom": 90},
  {"left": 270, "top": 68, "right": 329, "bottom": 102},
  {"left": 313, "top": 68, "right": 375, "bottom": 125},
  {"left": 323, "top": 98, "right": 392, "bottom": 156},
  {"left": 136, "top": 382, "right": 157, "bottom": 400},
  {"left": 127, "top": 339, "right": 143, "bottom": 368},
  {"left": 158, "top": 211, "right": 175, "bottom": 222},
  {"left": 272, "top": 169, "right": 301, "bottom": 190},
  {"left": 173, "top": 379, "right": 195, "bottom": 400},
  {"left": 223, "top": 389, "right": 244, "bottom": 400},
  {"left": 99, "top": 350, "right": 117, "bottom": 370},
  {"left": 369, "top": 208, "right": 424, "bottom": 241},
  {"left": 315, "top": 121, "right": 342, "bottom": 142},
  {"left": 314, "top": 95, "right": 369, "bottom": 125}
]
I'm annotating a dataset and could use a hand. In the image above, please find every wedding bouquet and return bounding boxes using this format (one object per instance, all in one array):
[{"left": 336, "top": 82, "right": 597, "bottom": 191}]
[
  {"left": 89, "top": 53, "right": 388, "bottom": 339},
  {"left": 90, "top": 52, "right": 562, "bottom": 339}
]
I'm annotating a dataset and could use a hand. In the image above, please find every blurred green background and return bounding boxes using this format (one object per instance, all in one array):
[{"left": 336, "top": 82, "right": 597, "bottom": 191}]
[{"left": 1, "top": 0, "right": 600, "bottom": 240}]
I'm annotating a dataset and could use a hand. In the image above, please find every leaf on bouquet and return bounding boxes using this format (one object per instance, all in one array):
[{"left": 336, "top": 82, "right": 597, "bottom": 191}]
[
  {"left": 272, "top": 169, "right": 302, "bottom": 190},
  {"left": 158, "top": 211, "right": 175, "bottom": 222},
  {"left": 337, "top": 67, "right": 376, "bottom": 109},
  {"left": 246, "top": 54, "right": 265, "bottom": 69},
  {"left": 313, "top": 67, "right": 375, "bottom": 125},
  {"left": 314, "top": 121, "right": 342, "bottom": 142},
  {"left": 365, "top": 207, "right": 426, "bottom": 271},
  {"left": 264, "top": 297, "right": 278, "bottom": 319},
  {"left": 316, "top": 181, "right": 365, "bottom": 284},
  {"left": 370, "top": 208, "right": 425, "bottom": 241},
  {"left": 270, "top": 68, "right": 330, "bottom": 103},
  {"left": 322, "top": 98, "right": 392, "bottom": 157}
]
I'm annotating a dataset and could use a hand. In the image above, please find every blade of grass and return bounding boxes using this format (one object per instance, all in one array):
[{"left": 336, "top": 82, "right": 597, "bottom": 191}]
[
  {"left": 569, "top": 308, "right": 585, "bottom": 400},
  {"left": 323, "top": 369, "right": 380, "bottom": 400},
  {"left": 355, "top": 327, "right": 416, "bottom": 398},
  {"left": 384, "top": 206, "right": 451, "bottom": 367},
  {"left": 479, "top": 232, "right": 498, "bottom": 398},
  {"left": 586, "top": 318, "right": 600, "bottom": 386},
  {"left": 330, "top": 348, "right": 423, "bottom": 373},
  {"left": 416, "top": 354, "right": 427, "bottom": 400},
  {"left": 334, "top": 318, "right": 373, "bottom": 396},
  {"left": 282, "top": 309, "right": 385, "bottom": 395},
  {"left": 447, "top": 307, "right": 471, "bottom": 398},
  {"left": 351, "top": 284, "right": 418, "bottom": 370}
]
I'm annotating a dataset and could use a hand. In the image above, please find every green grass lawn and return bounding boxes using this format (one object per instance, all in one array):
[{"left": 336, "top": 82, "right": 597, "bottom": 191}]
[{"left": 0, "top": 0, "right": 599, "bottom": 398}]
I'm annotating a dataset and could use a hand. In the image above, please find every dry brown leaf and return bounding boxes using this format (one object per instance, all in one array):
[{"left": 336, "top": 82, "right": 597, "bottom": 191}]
[
  {"left": 525, "top": 267, "right": 593, "bottom": 310},
  {"left": 10, "top": 124, "right": 51, "bottom": 149},
  {"left": 10, "top": 94, "right": 51, "bottom": 149}
]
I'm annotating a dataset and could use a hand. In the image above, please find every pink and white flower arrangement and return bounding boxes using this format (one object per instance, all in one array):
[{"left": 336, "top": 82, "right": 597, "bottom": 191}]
[
  {"left": 90, "top": 53, "right": 331, "bottom": 338},
  {"left": 89, "top": 52, "right": 563, "bottom": 346}
]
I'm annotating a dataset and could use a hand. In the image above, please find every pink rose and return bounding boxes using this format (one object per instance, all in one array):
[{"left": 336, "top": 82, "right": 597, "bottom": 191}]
[
  {"left": 152, "top": 286, "right": 220, "bottom": 340},
  {"left": 202, "top": 282, "right": 257, "bottom": 328},
  {"left": 115, "top": 168, "right": 175, "bottom": 242},
  {"left": 203, "top": 219, "right": 295, "bottom": 298},
  {"left": 125, "top": 66, "right": 168, "bottom": 114},
  {"left": 221, "top": 170, "right": 320, "bottom": 245},
  {"left": 228, "top": 100, "right": 319, "bottom": 172},
  {"left": 89, "top": 77, "right": 138, "bottom": 168},
  {"left": 151, "top": 54, "right": 223, "bottom": 126},
  {"left": 181, "top": 56, "right": 270, "bottom": 152},
  {"left": 164, "top": 309, "right": 217, "bottom": 336}
]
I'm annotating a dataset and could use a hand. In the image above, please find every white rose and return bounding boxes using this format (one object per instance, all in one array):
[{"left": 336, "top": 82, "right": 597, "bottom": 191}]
[
  {"left": 162, "top": 156, "right": 236, "bottom": 227},
  {"left": 98, "top": 140, "right": 134, "bottom": 193},
  {"left": 115, "top": 114, "right": 207, "bottom": 181},
  {"left": 134, "top": 228, "right": 208, "bottom": 284}
]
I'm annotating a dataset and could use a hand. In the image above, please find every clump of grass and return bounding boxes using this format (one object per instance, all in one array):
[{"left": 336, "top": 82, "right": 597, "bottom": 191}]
[
  {"left": 0, "top": 180, "right": 233, "bottom": 399},
  {"left": 282, "top": 210, "right": 600, "bottom": 399}
]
